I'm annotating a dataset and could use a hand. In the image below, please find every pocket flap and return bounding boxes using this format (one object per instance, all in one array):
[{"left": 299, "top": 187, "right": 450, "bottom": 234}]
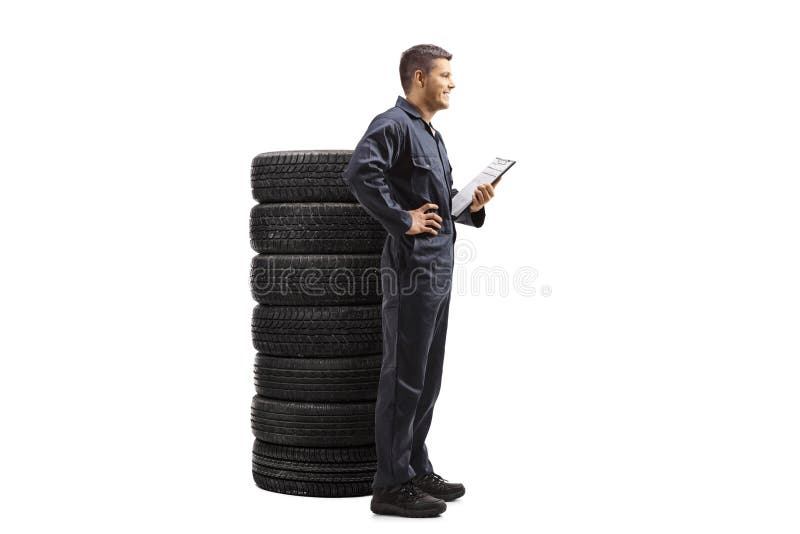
[{"left": 411, "top": 153, "right": 434, "bottom": 169}]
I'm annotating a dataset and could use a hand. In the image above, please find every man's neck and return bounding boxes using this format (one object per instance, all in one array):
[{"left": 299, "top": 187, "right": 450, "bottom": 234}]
[{"left": 405, "top": 95, "right": 436, "bottom": 124}]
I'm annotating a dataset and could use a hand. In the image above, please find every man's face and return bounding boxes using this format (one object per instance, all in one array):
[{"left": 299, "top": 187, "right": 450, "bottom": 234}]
[{"left": 419, "top": 58, "right": 456, "bottom": 111}]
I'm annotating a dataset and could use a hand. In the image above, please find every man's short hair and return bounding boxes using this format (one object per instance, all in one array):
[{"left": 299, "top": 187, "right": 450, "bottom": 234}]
[{"left": 399, "top": 44, "right": 453, "bottom": 95}]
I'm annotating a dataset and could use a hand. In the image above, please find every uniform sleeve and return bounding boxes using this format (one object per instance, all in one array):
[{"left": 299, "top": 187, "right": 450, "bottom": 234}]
[
  {"left": 451, "top": 187, "right": 486, "bottom": 228},
  {"left": 342, "top": 116, "right": 413, "bottom": 239}
]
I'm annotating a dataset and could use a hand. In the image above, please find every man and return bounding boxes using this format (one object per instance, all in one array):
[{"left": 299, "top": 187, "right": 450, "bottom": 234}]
[{"left": 342, "top": 44, "right": 500, "bottom": 518}]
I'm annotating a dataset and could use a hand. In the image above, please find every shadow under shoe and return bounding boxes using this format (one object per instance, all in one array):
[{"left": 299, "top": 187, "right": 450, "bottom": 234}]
[
  {"left": 370, "top": 480, "right": 447, "bottom": 518},
  {"left": 411, "top": 472, "right": 466, "bottom": 502}
]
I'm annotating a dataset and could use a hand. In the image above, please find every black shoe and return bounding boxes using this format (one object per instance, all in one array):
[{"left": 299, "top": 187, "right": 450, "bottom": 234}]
[
  {"left": 370, "top": 480, "right": 447, "bottom": 517},
  {"left": 411, "top": 472, "right": 466, "bottom": 502}
]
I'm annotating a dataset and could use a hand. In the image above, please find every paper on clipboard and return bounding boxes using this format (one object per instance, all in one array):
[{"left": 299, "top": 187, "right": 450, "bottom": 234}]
[{"left": 451, "top": 157, "right": 516, "bottom": 218}]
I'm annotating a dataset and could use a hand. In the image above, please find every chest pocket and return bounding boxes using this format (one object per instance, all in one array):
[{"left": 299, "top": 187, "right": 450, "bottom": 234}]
[{"left": 410, "top": 152, "right": 445, "bottom": 202}]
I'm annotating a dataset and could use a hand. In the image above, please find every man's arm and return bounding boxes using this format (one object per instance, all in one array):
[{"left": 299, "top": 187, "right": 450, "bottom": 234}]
[
  {"left": 451, "top": 187, "right": 486, "bottom": 228},
  {"left": 342, "top": 116, "right": 412, "bottom": 239}
]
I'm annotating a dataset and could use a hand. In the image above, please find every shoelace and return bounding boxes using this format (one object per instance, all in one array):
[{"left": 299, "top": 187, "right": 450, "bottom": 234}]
[
  {"left": 422, "top": 472, "right": 448, "bottom": 486},
  {"left": 399, "top": 481, "right": 423, "bottom": 499}
]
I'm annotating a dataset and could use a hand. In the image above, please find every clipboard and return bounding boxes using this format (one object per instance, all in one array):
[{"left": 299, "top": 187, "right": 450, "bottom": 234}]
[{"left": 451, "top": 157, "right": 516, "bottom": 218}]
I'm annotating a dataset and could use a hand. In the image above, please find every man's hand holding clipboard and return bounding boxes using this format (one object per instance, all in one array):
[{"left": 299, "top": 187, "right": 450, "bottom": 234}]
[
  {"left": 468, "top": 179, "right": 499, "bottom": 213},
  {"left": 451, "top": 157, "right": 516, "bottom": 218}
]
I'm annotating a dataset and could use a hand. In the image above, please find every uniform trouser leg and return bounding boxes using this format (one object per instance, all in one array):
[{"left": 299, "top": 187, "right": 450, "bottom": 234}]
[
  {"left": 408, "top": 289, "right": 451, "bottom": 477},
  {"left": 373, "top": 234, "right": 453, "bottom": 490}
]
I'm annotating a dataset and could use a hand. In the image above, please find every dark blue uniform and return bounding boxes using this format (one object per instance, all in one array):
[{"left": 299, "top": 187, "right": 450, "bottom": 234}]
[{"left": 343, "top": 95, "right": 486, "bottom": 490}]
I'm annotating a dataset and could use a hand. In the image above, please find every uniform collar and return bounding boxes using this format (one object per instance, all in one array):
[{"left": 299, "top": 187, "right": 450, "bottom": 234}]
[
  {"left": 396, "top": 95, "right": 436, "bottom": 131},
  {"left": 396, "top": 95, "right": 423, "bottom": 120}
]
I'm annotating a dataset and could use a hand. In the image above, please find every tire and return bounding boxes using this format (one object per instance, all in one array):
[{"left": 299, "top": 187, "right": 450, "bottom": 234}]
[
  {"left": 252, "top": 472, "right": 373, "bottom": 498},
  {"left": 252, "top": 440, "right": 376, "bottom": 497},
  {"left": 254, "top": 353, "right": 381, "bottom": 402},
  {"left": 250, "top": 395, "right": 375, "bottom": 447},
  {"left": 253, "top": 439, "right": 377, "bottom": 464},
  {"left": 249, "top": 203, "right": 386, "bottom": 254},
  {"left": 250, "top": 254, "right": 382, "bottom": 306},
  {"left": 251, "top": 150, "right": 355, "bottom": 203},
  {"left": 251, "top": 304, "right": 382, "bottom": 357}
]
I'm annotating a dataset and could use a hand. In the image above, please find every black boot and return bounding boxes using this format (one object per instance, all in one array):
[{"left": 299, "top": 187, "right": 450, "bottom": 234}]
[
  {"left": 411, "top": 472, "right": 466, "bottom": 502},
  {"left": 370, "top": 480, "right": 447, "bottom": 517}
]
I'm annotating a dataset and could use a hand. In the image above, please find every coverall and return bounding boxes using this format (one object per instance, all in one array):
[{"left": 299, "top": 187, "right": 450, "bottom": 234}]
[{"left": 342, "top": 95, "right": 486, "bottom": 490}]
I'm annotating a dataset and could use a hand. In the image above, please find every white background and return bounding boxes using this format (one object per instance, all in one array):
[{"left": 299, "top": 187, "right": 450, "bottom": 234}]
[{"left": 1, "top": 0, "right": 798, "bottom": 532}]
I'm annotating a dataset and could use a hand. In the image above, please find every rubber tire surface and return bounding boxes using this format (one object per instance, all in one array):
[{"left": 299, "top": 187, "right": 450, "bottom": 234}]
[
  {"left": 250, "top": 253, "right": 382, "bottom": 305},
  {"left": 251, "top": 304, "right": 382, "bottom": 357},
  {"left": 251, "top": 150, "right": 355, "bottom": 203},
  {"left": 252, "top": 439, "right": 376, "bottom": 498},
  {"left": 253, "top": 439, "right": 377, "bottom": 464},
  {"left": 250, "top": 203, "right": 386, "bottom": 254},
  {"left": 254, "top": 353, "right": 381, "bottom": 402},
  {"left": 252, "top": 472, "right": 373, "bottom": 498},
  {"left": 250, "top": 395, "right": 375, "bottom": 447}
]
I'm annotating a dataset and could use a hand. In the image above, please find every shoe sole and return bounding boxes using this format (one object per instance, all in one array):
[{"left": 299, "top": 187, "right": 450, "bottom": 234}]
[{"left": 370, "top": 501, "right": 446, "bottom": 518}]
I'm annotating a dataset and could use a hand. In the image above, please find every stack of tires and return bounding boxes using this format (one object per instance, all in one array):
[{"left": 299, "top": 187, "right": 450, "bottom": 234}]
[{"left": 249, "top": 150, "right": 386, "bottom": 497}]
